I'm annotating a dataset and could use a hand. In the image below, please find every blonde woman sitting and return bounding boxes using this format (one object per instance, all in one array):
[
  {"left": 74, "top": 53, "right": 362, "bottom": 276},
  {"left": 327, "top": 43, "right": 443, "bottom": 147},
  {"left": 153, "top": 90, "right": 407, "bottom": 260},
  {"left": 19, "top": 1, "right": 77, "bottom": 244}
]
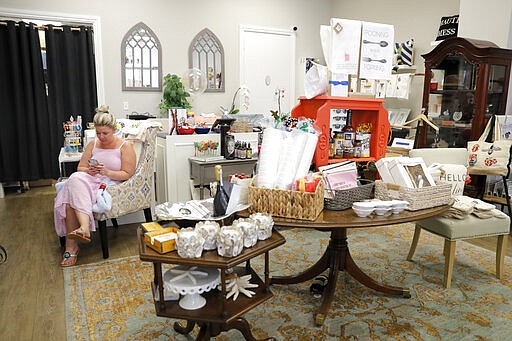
[{"left": 55, "top": 109, "right": 136, "bottom": 267}]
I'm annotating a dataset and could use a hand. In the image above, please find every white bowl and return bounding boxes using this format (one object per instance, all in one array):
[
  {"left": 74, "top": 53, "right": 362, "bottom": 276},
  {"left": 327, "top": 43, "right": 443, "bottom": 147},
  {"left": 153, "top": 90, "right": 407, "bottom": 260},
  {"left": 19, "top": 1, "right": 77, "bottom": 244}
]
[
  {"left": 374, "top": 207, "right": 391, "bottom": 216},
  {"left": 373, "top": 201, "right": 394, "bottom": 209},
  {"left": 352, "top": 201, "right": 376, "bottom": 209},
  {"left": 352, "top": 207, "right": 374, "bottom": 217}
]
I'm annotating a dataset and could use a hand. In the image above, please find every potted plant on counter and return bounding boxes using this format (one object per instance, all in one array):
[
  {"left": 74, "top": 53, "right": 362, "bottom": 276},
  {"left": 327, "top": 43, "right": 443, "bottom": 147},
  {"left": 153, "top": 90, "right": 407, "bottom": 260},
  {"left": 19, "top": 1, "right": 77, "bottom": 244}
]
[{"left": 159, "top": 74, "right": 192, "bottom": 134}]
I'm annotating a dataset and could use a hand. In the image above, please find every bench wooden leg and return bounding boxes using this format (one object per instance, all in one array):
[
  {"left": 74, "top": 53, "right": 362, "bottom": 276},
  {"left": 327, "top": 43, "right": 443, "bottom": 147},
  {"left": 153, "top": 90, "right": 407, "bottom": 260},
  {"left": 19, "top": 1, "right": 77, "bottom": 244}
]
[
  {"left": 406, "top": 225, "right": 422, "bottom": 261},
  {"left": 496, "top": 235, "right": 508, "bottom": 279},
  {"left": 443, "top": 240, "right": 456, "bottom": 289}
]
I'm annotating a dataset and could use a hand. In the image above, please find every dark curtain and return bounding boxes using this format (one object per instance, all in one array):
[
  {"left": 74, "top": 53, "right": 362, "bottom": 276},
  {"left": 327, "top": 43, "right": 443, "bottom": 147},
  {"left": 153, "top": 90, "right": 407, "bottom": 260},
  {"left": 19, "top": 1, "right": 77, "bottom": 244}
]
[
  {"left": 0, "top": 21, "right": 54, "bottom": 182},
  {"left": 45, "top": 25, "right": 97, "bottom": 178}
]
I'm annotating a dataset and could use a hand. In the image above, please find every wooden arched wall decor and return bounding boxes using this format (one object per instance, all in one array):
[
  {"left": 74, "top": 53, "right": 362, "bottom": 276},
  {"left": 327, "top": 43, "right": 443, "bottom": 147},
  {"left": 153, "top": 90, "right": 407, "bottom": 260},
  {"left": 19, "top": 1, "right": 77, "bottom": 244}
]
[
  {"left": 122, "top": 22, "right": 162, "bottom": 91},
  {"left": 188, "top": 28, "right": 225, "bottom": 92}
]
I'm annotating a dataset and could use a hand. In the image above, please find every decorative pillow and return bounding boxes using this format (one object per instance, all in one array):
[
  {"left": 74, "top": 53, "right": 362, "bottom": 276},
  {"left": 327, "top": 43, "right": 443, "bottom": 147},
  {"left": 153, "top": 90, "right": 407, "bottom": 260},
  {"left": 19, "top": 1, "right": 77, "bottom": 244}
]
[
  {"left": 394, "top": 38, "right": 414, "bottom": 66},
  {"left": 435, "top": 15, "right": 459, "bottom": 41}
]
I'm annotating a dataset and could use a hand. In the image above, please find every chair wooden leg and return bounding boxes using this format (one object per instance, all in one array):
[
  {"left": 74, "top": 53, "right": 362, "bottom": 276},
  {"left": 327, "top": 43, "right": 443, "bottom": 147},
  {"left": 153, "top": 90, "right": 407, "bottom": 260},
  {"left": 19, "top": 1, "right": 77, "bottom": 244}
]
[
  {"left": 144, "top": 207, "right": 153, "bottom": 222},
  {"left": 406, "top": 225, "right": 422, "bottom": 261},
  {"left": 443, "top": 240, "right": 456, "bottom": 289},
  {"left": 98, "top": 220, "right": 109, "bottom": 259},
  {"left": 496, "top": 235, "right": 508, "bottom": 279}
]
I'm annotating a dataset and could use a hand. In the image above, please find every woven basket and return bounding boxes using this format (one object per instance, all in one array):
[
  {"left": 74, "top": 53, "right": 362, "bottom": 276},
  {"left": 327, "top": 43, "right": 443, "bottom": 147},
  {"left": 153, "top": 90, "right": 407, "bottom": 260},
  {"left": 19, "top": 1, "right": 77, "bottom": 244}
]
[
  {"left": 248, "top": 180, "right": 324, "bottom": 221},
  {"left": 374, "top": 180, "right": 452, "bottom": 211},
  {"left": 324, "top": 179, "right": 375, "bottom": 211}
]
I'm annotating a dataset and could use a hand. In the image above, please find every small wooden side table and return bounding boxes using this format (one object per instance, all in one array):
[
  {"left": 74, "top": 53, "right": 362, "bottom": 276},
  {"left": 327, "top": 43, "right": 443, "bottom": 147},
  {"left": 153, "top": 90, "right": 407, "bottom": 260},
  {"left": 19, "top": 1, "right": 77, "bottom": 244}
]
[{"left": 138, "top": 227, "right": 285, "bottom": 340}]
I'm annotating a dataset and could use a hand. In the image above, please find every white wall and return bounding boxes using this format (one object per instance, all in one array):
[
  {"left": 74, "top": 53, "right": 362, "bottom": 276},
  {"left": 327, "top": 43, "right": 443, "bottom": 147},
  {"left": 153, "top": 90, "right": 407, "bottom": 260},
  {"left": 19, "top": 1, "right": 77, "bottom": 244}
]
[
  {"left": 4, "top": 0, "right": 512, "bottom": 119},
  {"left": 460, "top": 0, "right": 512, "bottom": 114},
  {"left": 0, "top": 0, "right": 332, "bottom": 119},
  {"left": 459, "top": 0, "right": 512, "bottom": 47},
  {"left": 332, "top": 0, "right": 460, "bottom": 117}
]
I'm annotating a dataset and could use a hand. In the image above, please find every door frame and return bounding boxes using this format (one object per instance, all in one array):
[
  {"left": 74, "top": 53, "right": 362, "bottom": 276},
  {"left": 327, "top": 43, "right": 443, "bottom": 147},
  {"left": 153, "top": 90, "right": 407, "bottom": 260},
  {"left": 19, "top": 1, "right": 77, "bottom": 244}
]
[
  {"left": 239, "top": 24, "right": 296, "bottom": 114},
  {"left": 0, "top": 7, "right": 105, "bottom": 105}
]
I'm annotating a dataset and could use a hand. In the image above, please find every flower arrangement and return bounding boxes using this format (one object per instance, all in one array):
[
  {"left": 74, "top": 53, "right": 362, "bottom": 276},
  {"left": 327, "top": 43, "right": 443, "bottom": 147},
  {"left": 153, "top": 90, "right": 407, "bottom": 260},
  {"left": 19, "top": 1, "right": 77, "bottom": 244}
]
[{"left": 220, "top": 85, "right": 250, "bottom": 115}]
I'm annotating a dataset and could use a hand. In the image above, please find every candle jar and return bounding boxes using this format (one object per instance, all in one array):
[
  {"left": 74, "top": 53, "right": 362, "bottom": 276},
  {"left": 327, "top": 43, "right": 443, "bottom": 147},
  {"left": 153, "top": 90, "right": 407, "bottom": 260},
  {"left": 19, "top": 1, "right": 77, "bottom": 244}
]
[
  {"left": 249, "top": 212, "right": 274, "bottom": 240},
  {"left": 176, "top": 228, "right": 205, "bottom": 258},
  {"left": 232, "top": 218, "right": 258, "bottom": 248},
  {"left": 217, "top": 226, "right": 244, "bottom": 257},
  {"left": 195, "top": 220, "right": 220, "bottom": 250}
]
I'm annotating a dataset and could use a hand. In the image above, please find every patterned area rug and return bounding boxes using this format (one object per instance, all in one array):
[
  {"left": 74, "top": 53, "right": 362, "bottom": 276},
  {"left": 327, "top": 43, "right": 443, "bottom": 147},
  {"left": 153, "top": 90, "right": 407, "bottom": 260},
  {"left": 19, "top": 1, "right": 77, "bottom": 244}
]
[{"left": 64, "top": 223, "right": 512, "bottom": 340}]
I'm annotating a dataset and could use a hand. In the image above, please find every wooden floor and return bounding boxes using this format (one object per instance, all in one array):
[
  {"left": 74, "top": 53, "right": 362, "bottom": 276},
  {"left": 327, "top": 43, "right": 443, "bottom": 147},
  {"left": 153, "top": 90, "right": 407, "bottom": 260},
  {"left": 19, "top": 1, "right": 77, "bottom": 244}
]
[
  {"left": 0, "top": 185, "right": 510, "bottom": 340},
  {"left": 0, "top": 185, "right": 140, "bottom": 340}
]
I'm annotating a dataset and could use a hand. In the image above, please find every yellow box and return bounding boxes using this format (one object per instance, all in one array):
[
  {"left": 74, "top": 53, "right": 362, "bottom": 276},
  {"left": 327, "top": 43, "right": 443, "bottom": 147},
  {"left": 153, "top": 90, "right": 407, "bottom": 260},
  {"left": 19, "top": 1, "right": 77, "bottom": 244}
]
[
  {"left": 144, "top": 227, "right": 179, "bottom": 254},
  {"left": 141, "top": 221, "right": 164, "bottom": 232}
]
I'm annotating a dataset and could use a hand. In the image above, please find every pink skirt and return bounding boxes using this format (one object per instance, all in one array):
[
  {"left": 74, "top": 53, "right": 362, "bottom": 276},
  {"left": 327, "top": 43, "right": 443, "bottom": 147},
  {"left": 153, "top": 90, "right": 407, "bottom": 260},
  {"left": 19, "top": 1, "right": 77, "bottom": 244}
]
[{"left": 54, "top": 172, "right": 105, "bottom": 237}]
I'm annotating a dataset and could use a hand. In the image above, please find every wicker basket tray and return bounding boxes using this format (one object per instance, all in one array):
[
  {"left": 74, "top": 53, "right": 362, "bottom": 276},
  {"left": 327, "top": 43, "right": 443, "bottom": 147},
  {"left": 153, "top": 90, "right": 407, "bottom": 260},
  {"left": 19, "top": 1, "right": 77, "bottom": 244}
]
[
  {"left": 248, "top": 180, "right": 324, "bottom": 221},
  {"left": 374, "top": 180, "right": 452, "bottom": 211},
  {"left": 324, "top": 179, "right": 375, "bottom": 211}
]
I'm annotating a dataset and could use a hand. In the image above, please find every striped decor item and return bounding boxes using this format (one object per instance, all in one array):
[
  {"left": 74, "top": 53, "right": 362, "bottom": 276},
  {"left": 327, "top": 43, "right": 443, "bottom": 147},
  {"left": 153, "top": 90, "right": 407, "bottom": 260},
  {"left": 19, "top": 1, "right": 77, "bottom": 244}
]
[{"left": 394, "top": 38, "right": 414, "bottom": 66}]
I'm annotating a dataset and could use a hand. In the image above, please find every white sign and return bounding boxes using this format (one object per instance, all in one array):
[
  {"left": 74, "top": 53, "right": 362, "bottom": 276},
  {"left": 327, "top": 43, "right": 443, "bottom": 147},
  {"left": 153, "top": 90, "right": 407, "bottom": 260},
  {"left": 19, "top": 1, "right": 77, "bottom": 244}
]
[{"left": 359, "top": 22, "right": 394, "bottom": 80}]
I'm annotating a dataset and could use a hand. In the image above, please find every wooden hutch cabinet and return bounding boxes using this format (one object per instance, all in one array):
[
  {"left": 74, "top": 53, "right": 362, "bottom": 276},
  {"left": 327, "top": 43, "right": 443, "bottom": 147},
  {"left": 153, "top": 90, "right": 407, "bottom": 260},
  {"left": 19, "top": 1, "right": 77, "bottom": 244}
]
[{"left": 417, "top": 37, "right": 512, "bottom": 148}]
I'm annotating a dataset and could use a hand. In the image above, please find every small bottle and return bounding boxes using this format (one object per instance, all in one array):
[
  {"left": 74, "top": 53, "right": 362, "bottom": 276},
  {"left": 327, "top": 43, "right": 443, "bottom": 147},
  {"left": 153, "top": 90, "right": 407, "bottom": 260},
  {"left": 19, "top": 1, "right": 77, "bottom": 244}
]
[
  {"left": 240, "top": 142, "right": 246, "bottom": 159},
  {"left": 334, "top": 132, "right": 344, "bottom": 159},
  {"left": 353, "top": 134, "right": 362, "bottom": 158},
  {"left": 246, "top": 143, "right": 253, "bottom": 159},
  {"left": 235, "top": 141, "right": 240, "bottom": 159},
  {"left": 328, "top": 129, "right": 335, "bottom": 159},
  {"left": 342, "top": 109, "right": 355, "bottom": 158}
]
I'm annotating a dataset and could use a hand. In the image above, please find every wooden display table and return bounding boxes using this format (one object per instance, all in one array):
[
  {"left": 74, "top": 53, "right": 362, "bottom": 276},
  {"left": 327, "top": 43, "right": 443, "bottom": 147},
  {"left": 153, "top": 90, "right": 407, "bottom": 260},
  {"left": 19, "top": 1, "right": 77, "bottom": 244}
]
[
  {"left": 238, "top": 203, "right": 452, "bottom": 326},
  {"left": 138, "top": 227, "right": 285, "bottom": 340}
]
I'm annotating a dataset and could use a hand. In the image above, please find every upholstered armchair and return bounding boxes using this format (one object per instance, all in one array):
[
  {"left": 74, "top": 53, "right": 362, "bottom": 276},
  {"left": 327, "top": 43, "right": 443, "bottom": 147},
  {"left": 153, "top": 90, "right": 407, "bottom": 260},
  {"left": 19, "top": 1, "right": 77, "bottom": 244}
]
[
  {"left": 407, "top": 148, "right": 510, "bottom": 288},
  {"left": 94, "top": 124, "right": 160, "bottom": 258}
]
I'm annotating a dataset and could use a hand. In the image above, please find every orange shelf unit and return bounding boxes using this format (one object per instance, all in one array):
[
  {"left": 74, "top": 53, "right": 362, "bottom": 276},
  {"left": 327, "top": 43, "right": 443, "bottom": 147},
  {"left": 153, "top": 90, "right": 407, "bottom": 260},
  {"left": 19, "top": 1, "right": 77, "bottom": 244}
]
[{"left": 291, "top": 96, "right": 390, "bottom": 169}]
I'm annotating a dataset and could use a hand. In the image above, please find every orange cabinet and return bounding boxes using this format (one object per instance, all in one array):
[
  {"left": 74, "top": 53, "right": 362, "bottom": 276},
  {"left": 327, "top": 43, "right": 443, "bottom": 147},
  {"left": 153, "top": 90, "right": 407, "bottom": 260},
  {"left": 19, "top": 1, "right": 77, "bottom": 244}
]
[{"left": 291, "top": 96, "right": 390, "bottom": 168}]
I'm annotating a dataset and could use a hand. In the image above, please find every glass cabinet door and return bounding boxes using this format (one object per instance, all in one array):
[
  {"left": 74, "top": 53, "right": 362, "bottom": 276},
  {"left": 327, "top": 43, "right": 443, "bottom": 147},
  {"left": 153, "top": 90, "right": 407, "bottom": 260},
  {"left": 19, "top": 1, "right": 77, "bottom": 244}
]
[
  {"left": 487, "top": 64, "right": 508, "bottom": 117},
  {"left": 426, "top": 55, "right": 478, "bottom": 148}
]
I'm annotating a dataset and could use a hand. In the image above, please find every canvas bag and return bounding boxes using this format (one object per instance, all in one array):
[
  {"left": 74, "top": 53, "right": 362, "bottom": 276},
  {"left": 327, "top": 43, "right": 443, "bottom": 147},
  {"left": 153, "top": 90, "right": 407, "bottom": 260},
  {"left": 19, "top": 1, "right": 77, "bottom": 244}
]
[{"left": 467, "top": 116, "right": 512, "bottom": 176}]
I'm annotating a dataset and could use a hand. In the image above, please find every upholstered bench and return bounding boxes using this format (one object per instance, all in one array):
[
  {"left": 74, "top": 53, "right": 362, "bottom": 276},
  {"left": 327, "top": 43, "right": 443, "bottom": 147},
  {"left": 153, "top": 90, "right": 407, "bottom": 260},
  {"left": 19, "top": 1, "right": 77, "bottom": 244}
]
[{"left": 407, "top": 214, "right": 509, "bottom": 288}]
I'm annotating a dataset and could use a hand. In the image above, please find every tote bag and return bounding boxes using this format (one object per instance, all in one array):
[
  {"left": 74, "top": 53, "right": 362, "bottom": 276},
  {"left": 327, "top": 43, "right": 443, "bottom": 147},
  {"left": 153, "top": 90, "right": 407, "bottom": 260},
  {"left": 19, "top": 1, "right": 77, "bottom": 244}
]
[{"left": 467, "top": 116, "right": 512, "bottom": 176}]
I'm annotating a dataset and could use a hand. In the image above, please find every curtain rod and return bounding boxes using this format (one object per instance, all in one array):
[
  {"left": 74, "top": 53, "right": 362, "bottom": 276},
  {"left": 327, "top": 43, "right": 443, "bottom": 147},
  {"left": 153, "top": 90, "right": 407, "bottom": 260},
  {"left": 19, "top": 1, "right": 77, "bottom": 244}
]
[{"left": 0, "top": 21, "right": 92, "bottom": 31}]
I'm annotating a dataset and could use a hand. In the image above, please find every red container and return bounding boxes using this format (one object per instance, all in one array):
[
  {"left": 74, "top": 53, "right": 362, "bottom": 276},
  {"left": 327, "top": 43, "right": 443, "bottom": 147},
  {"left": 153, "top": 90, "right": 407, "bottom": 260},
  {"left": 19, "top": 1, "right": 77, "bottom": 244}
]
[{"left": 177, "top": 126, "right": 195, "bottom": 135}]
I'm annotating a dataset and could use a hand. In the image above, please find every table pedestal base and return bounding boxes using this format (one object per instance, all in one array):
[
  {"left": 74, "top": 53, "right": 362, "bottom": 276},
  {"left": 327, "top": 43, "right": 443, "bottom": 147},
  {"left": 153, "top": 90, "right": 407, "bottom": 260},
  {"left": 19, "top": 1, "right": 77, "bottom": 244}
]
[
  {"left": 270, "top": 228, "right": 410, "bottom": 326},
  {"left": 174, "top": 318, "right": 276, "bottom": 341}
]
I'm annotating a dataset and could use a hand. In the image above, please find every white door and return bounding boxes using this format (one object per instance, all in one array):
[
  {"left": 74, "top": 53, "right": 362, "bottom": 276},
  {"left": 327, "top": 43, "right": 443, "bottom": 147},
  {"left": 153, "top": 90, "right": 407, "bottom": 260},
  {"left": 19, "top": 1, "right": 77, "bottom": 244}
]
[{"left": 240, "top": 25, "right": 296, "bottom": 115}]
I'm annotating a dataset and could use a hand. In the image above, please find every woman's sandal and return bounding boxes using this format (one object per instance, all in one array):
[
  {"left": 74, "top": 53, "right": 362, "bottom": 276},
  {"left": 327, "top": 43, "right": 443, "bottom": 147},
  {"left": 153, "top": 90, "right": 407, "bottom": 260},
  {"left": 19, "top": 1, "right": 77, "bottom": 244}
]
[
  {"left": 67, "top": 227, "right": 91, "bottom": 243},
  {"left": 61, "top": 249, "right": 79, "bottom": 267}
]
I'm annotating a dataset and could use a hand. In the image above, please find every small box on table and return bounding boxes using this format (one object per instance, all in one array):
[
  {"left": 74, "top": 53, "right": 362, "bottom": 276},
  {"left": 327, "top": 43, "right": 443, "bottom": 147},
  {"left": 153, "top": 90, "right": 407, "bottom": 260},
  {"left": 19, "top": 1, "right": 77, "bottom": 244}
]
[{"left": 144, "top": 227, "right": 179, "bottom": 254}]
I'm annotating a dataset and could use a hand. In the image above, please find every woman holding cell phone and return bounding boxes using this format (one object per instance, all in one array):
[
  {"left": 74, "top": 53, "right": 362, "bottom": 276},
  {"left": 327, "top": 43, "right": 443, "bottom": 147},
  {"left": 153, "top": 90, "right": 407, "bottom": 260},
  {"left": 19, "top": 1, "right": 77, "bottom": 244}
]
[{"left": 54, "top": 108, "right": 136, "bottom": 267}]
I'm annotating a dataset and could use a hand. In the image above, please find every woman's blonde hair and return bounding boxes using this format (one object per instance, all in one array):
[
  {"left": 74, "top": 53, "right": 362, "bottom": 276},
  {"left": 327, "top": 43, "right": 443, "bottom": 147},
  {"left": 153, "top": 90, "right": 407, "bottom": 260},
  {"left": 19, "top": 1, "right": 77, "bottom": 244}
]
[{"left": 93, "top": 109, "right": 117, "bottom": 130}]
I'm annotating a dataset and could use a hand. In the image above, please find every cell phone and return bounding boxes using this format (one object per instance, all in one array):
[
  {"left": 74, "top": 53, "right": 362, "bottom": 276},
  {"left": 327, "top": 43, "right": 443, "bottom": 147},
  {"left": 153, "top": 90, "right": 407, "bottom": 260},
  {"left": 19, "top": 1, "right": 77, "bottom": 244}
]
[{"left": 88, "top": 158, "right": 99, "bottom": 167}]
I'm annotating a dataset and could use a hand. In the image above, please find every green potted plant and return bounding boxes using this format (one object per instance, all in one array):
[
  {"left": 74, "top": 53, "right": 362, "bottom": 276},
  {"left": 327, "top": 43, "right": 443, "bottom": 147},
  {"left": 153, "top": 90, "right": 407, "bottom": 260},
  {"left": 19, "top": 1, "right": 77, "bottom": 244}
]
[{"left": 159, "top": 74, "right": 192, "bottom": 117}]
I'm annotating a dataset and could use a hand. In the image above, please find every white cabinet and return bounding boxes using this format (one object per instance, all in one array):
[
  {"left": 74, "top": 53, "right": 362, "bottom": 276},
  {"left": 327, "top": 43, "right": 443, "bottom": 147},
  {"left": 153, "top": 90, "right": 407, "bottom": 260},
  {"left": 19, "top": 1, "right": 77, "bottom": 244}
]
[{"left": 155, "top": 132, "right": 259, "bottom": 204}]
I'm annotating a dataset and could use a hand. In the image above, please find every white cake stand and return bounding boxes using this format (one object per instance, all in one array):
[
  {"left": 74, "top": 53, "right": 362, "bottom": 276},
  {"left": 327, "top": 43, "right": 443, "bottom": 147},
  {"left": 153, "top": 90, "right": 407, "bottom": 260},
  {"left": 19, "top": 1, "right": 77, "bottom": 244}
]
[{"left": 163, "top": 265, "right": 220, "bottom": 310}]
